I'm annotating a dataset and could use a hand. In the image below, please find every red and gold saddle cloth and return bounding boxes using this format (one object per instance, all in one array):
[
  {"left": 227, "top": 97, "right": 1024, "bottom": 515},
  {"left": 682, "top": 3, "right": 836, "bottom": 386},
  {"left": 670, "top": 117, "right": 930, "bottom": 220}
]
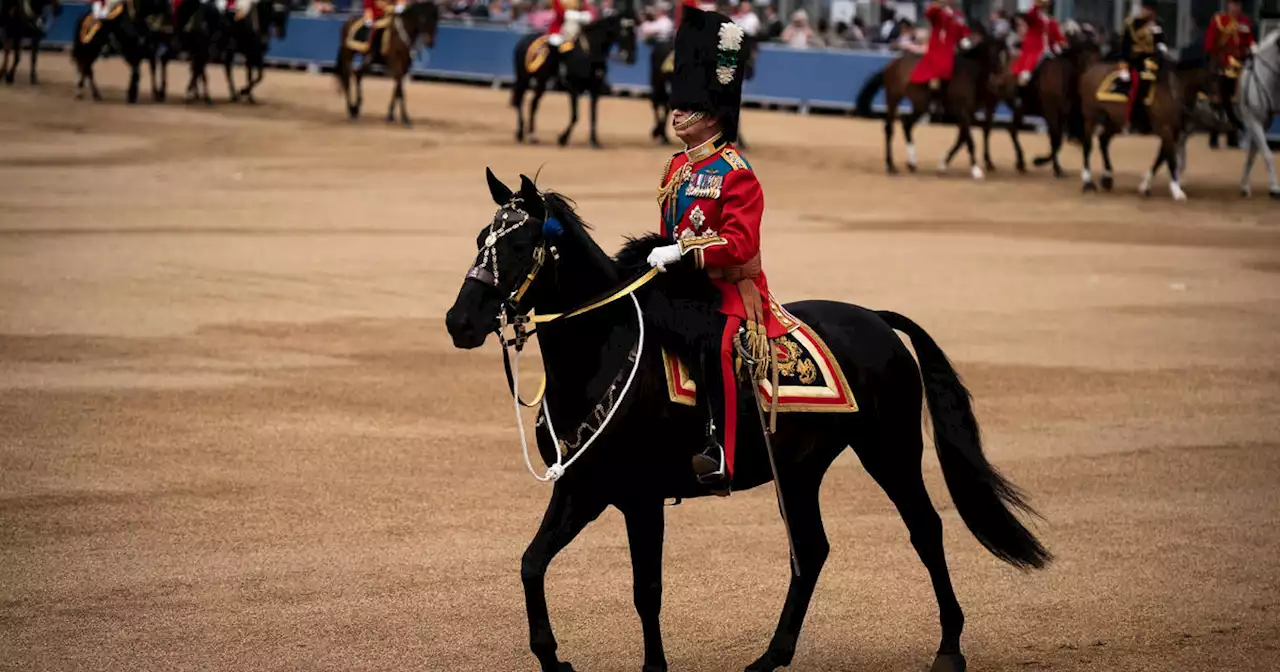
[{"left": 662, "top": 319, "right": 858, "bottom": 413}]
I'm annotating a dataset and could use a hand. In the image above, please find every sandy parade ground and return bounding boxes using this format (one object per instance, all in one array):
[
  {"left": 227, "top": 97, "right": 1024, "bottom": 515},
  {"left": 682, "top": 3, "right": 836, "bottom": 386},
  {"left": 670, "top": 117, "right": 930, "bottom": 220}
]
[{"left": 1, "top": 57, "right": 1279, "bottom": 671}]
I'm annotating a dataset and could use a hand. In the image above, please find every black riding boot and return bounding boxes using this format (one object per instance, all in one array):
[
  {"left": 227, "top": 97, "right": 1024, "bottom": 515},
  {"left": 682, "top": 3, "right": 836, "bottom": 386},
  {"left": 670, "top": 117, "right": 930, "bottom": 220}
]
[{"left": 691, "top": 349, "right": 729, "bottom": 488}]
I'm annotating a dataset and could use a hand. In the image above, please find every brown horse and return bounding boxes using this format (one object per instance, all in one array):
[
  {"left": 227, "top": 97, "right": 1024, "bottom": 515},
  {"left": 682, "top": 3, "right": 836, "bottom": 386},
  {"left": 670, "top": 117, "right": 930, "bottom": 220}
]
[
  {"left": 1075, "top": 56, "right": 1219, "bottom": 200},
  {"left": 1, "top": 0, "right": 60, "bottom": 85},
  {"left": 983, "top": 37, "right": 1102, "bottom": 177},
  {"left": 857, "top": 31, "right": 1008, "bottom": 179},
  {"left": 334, "top": 2, "right": 438, "bottom": 126}
]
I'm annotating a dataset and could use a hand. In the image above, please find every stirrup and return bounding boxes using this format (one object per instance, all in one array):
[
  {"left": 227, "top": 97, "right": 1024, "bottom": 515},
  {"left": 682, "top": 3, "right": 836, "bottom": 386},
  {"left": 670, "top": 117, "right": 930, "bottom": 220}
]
[{"left": 692, "top": 441, "right": 726, "bottom": 485}]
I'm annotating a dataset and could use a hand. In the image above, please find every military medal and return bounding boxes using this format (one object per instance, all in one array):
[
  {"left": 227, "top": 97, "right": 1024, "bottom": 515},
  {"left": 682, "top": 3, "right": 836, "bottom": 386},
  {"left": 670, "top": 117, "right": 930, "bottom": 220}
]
[{"left": 685, "top": 173, "right": 723, "bottom": 200}]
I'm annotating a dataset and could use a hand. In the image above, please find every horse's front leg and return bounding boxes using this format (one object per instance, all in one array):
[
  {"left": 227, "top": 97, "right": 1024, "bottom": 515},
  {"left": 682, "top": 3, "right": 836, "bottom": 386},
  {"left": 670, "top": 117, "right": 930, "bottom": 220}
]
[
  {"left": 981, "top": 98, "right": 997, "bottom": 172},
  {"left": 588, "top": 89, "right": 601, "bottom": 149},
  {"left": 224, "top": 57, "right": 239, "bottom": 102},
  {"left": 523, "top": 483, "right": 607, "bottom": 672},
  {"left": 621, "top": 500, "right": 667, "bottom": 672}
]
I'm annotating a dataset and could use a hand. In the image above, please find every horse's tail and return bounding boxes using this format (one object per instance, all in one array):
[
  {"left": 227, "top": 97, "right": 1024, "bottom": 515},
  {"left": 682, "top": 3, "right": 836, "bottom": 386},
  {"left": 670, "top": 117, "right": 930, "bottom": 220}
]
[
  {"left": 855, "top": 68, "right": 887, "bottom": 117},
  {"left": 878, "top": 310, "right": 1052, "bottom": 570}
]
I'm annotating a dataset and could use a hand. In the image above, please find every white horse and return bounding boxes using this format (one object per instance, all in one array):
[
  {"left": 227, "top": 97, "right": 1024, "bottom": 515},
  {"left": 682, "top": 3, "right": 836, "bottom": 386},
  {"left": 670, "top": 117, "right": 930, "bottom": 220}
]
[{"left": 1237, "top": 31, "right": 1280, "bottom": 199}]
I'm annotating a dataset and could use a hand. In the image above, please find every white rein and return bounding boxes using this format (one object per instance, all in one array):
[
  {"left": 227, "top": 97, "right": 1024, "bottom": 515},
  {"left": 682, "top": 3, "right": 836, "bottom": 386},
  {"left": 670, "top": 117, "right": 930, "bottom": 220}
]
[{"left": 505, "top": 293, "right": 646, "bottom": 482}]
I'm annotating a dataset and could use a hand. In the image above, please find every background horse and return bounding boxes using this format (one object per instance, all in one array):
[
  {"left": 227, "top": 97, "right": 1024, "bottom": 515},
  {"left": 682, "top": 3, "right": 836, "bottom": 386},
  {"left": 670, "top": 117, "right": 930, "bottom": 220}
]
[
  {"left": 131, "top": 0, "right": 175, "bottom": 102},
  {"left": 511, "top": 9, "right": 637, "bottom": 148},
  {"left": 333, "top": 2, "right": 439, "bottom": 126},
  {"left": 1074, "top": 54, "right": 1207, "bottom": 199},
  {"left": 649, "top": 34, "right": 758, "bottom": 147},
  {"left": 856, "top": 28, "right": 1006, "bottom": 178},
  {"left": 445, "top": 170, "right": 1049, "bottom": 672},
  {"left": 1, "top": 0, "right": 60, "bottom": 85},
  {"left": 1234, "top": 31, "right": 1279, "bottom": 198},
  {"left": 170, "top": 0, "right": 224, "bottom": 104},
  {"left": 71, "top": 2, "right": 146, "bottom": 102},
  {"left": 218, "top": 0, "right": 287, "bottom": 103},
  {"left": 991, "top": 34, "right": 1103, "bottom": 177}
]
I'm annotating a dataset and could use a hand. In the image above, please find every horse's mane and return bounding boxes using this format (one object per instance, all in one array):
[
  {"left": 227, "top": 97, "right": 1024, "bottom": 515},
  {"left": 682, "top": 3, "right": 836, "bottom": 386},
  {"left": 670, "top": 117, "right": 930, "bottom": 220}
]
[
  {"left": 614, "top": 233, "right": 667, "bottom": 276},
  {"left": 613, "top": 234, "right": 721, "bottom": 353},
  {"left": 1175, "top": 54, "right": 1210, "bottom": 72}
]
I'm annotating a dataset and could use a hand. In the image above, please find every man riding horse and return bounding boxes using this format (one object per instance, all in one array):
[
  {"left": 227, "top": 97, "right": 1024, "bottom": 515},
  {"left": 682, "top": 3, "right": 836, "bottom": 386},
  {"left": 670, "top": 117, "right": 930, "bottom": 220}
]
[
  {"left": 644, "top": 2, "right": 776, "bottom": 486},
  {"left": 1205, "top": 0, "right": 1256, "bottom": 149},
  {"left": 1010, "top": 0, "right": 1065, "bottom": 89},
  {"left": 911, "top": 0, "right": 971, "bottom": 115},
  {"left": 1119, "top": 0, "right": 1166, "bottom": 134}
]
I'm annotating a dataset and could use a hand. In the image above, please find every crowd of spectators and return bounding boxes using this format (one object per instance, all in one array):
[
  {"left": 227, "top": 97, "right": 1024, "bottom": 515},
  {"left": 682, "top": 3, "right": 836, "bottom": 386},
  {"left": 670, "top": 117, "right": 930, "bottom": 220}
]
[{"left": 302, "top": 0, "right": 939, "bottom": 54}]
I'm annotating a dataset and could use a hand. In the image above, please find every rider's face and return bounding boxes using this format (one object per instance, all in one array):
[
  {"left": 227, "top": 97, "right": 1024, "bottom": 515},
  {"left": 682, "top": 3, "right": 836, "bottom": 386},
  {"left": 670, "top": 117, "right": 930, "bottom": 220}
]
[{"left": 672, "top": 109, "right": 722, "bottom": 146}]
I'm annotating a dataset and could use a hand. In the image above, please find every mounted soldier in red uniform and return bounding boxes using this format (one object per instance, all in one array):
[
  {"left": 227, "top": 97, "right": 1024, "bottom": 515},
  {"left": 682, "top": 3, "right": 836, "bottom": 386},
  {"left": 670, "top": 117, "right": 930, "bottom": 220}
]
[
  {"left": 645, "top": 2, "right": 779, "bottom": 486},
  {"left": 1010, "top": 0, "right": 1066, "bottom": 88},
  {"left": 910, "top": 0, "right": 971, "bottom": 113},
  {"left": 1205, "top": 0, "right": 1256, "bottom": 149}
]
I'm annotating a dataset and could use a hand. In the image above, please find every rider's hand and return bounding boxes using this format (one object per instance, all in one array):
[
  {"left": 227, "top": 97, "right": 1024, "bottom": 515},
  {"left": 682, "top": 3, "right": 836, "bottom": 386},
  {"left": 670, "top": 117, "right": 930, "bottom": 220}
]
[
  {"left": 1118, "top": 69, "right": 1131, "bottom": 82},
  {"left": 959, "top": 37, "right": 973, "bottom": 51},
  {"left": 1157, "top": 43, "right": 1168, "bottom": 55},
  {"left": 1251, "top": 43, "right": 1260, "bottom": 55},
  {"left": 646, "top": 245, "right": 682, "bottom": 272}
]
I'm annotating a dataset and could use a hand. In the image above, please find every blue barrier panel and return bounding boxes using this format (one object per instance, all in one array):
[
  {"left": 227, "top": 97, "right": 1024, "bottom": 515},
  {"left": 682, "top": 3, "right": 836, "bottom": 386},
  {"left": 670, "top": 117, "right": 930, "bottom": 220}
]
[{"left": 40, "top": 4, "right": 1280, "bottom": 138}]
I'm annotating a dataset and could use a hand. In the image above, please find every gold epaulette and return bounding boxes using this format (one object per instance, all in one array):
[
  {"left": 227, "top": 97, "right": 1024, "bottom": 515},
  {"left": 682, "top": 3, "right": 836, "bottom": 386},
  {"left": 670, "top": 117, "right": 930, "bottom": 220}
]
[{"left": 721, "top": 147, "right": 749, "bottom": 172}]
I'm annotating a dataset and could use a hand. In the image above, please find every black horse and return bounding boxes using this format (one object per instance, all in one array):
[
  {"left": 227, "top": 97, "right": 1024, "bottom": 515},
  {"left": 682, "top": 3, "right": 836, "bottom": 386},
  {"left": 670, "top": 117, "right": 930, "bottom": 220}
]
[
  {"left": 511, "top": 9, "right": 637, "bottom": 148},
  {"left": 72, "top": 2, "right": 147, "bottom": 102},
  {"left": 217, "top": 0, "right": 287, "bottom": 103},
  {"left": 170, "top": 0, "right": 224, "bottom": 104},
  {"left": 132, "top": 0, "right": 176, "bottom": 101},
  {"left": 649, "top": 34, "right": 759, "bottom": 147},
  {"left": 0, "top": 0, "right": 60, "bottom": 85},
  {"left": 446, "top": 170, "right": 1050, "bottom": 672}
]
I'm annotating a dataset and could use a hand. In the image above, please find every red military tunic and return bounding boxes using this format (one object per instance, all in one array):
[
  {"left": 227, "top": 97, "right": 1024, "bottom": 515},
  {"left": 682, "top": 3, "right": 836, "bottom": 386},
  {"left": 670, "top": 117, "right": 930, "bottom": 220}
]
[
  {"left": 657, "top": 135, "right": 783, "bottom": 477},
  {"left": 365, "top": 0, "right": 388, "bottom": 20},
  {"left": 658, "top": 136, "right": 784, "bottom": 338},
  {"left": 1011, "top": 5, "right": 1063, "bottom": 76},
  {"left": 910, "top": 2, "right": 969, "bottom": 84},
  {"left": 1205, "top": 11, "right": 1254, "bottom": 74}
]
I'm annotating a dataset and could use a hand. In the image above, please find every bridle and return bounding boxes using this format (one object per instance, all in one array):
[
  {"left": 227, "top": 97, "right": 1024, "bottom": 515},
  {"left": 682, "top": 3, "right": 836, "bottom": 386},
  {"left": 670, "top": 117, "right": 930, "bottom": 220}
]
[{"left": 461, "top": 196, "right": 658, "bottom": 482}]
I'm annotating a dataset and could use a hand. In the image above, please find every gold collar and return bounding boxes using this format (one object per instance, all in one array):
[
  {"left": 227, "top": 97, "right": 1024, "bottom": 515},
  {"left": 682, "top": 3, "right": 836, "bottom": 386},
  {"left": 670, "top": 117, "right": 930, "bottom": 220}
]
[{"left": 684, "top": 133, "right": 726, "bottom": 164}]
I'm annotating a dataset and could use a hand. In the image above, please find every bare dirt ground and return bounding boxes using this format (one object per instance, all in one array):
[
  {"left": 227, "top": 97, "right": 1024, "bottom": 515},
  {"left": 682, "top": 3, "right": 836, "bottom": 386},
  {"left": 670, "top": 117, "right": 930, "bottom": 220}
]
[{"left": 2, "top": 58, "right": 1279, "bottom": 672}]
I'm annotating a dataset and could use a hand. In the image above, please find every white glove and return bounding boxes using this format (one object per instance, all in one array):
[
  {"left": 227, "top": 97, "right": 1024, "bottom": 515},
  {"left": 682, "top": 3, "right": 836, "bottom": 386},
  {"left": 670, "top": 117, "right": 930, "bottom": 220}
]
[
  {"left": 548, "top": 33, "right": 564, "bottom": 46},
  {"left": 1118, "top": 68, "right": 1131, "bottom": 82},
  {"left": 394, "top": 2, "right": 404, "bottom": 13},
  {"left": 646, "top": 244, "right": 682, "bottom": 272},
  {"left": 959, "top": 37, "right": 973, "bottom": 50},
  {"left": 1156, "top": 43, "right": 1168, "bottom": 55},
  {"left": 1251, "top": 43, "right": 1260, "bottom": 55}
]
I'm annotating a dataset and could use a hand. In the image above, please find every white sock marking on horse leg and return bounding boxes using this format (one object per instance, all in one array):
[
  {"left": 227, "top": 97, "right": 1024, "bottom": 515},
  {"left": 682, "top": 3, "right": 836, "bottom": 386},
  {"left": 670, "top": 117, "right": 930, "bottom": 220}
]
[
  {"left": 1171, "top": 181, "right": 1187, "bottom": 201},
  {"left": 971, "top": 164, "right": 984, "bottom": 180},
  {"left": 938, "top": 157, "right": 949, "bottom": 173},
  {"left": 1082, "top": 168, "right": 1092, "bottom": 184},
  {"left": 906, "top": 142, "right": 917, "bottom": 167},
  {"left": 1138, "top": 171, "right": 1153, "bottom": 194}
]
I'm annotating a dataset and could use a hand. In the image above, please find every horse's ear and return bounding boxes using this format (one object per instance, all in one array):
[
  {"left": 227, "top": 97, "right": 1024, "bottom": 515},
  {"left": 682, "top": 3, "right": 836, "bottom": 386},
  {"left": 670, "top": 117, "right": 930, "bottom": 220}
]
[
  {"left": 486, "top": 167, "right": 513, "bottom": 205},
  {"left": 519, "top": 175, "right": 545, "bottom": 220}
]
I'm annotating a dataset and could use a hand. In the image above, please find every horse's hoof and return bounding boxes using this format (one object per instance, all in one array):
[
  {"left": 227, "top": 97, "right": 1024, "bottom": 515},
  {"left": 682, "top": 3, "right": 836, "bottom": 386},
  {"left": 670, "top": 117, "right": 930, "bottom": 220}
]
[
  {"left": 745, "top": 647, "right": 793, "bottom": 672},
  {"left": 402, "top": 118, "right": 413, "bottom": 129},
  {"left": 641, "top": 663, "right": 669, "bottom": 672},
  {"left": 385, "top": 114, "right": 396, "bottom": 124},
  {"left": 931, "top": 652, "right": 967, "bottom": 672},
  {"left": 1139, "top": 188, "right": 1151, "bottom": 198},
  {"left": 1101, "top": 175, "right": 1114, "bottom": 191},
  {"left": 557, "top": 134, "right": 570, "bottom": 147},
  {"left": 1270, "top": 189, "right": 1280, "bottom": 201},
  {"left": 1240, "top": 186, "right": 1252, "bottom": 197},
  {"left": 1083, "top": 181, "right": 1098, "bottom": 193},
  {"left": 907, "top": 162, "right": 918, "bottom": 173},
  {"left": 970, "top": 165, "right": 985, "bottom": 180},
  {"left": 986, "top": 161, "right": 998, "bottom": 173},
  {"left": 886, "top": 163, "right": 898, "bottom": 175},
  {"left": 1033, "top": 156, "right": 1051, "bottom": 167},
  {"left": 1054, "top": 167, "right": 1066, "bottom": 179},
  {"left": 590, "top": 140, "right": 602, "bottom": 150}
]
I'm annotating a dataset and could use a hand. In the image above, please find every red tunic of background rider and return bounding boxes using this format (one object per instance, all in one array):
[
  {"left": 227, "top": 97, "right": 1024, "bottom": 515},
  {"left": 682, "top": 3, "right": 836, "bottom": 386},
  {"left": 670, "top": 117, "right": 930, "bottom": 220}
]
[{"left": 910, "top": 0, "right": 970, "bottom": 86}]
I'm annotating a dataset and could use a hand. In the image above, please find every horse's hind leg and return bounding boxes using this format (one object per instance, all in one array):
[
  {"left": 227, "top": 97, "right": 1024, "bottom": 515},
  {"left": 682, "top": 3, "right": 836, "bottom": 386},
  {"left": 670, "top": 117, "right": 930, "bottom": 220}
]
[
  {"left": 587, "top": 90, "right": 600, "bottom": 149},
  {"left": 29, "top": 38, "right": 40, "bottom": 84},
  {"left": 883, "top": 99, "right": 899, "bottom": 173},
  {"left": 1165, "top": 139, "right": 1187, "bottom": 201},
  {"left": 224, "top": 58, "right": 238, "bottom": 102},
  {"left": 856, "top": 427, "right": 966, "bottom": 672},
  {"left": 1099, "top": 131, "right": 1116, "bottom": 191},
  {"left": 902, "top": 109, "right": 921, "bottom": 173},
  {"left": 620, "top": 501, "right": 668, "bottom": 672},
  {"left": 528, "top": 76, "right": 548, "bottom": 143},
  {"left": 6, "top": 38, "right": 21, "bottom": 84},
  {"left": 522, "top": 485, "right": 607, "bottom": 672},
  {"left": 981, "top": 99, "right": 998, "bottom": 172},
  {"left": 1081, "top": 122, "right": 1097, "bottom": 191},
  {"left": 745, "top": 448, "right": 841, "bottom": 672},
  {"left": 1138, "top": 146, "right": 1166, "bottom": 198},
  {"left": 397, "top": 73, "right": 410, "bottom": 128},
  {"left": 127, "top": 61, "right": 140, "bottom": 104},
  {"left": 557, "top": 91, "right": 579, "bottom": 147}
]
